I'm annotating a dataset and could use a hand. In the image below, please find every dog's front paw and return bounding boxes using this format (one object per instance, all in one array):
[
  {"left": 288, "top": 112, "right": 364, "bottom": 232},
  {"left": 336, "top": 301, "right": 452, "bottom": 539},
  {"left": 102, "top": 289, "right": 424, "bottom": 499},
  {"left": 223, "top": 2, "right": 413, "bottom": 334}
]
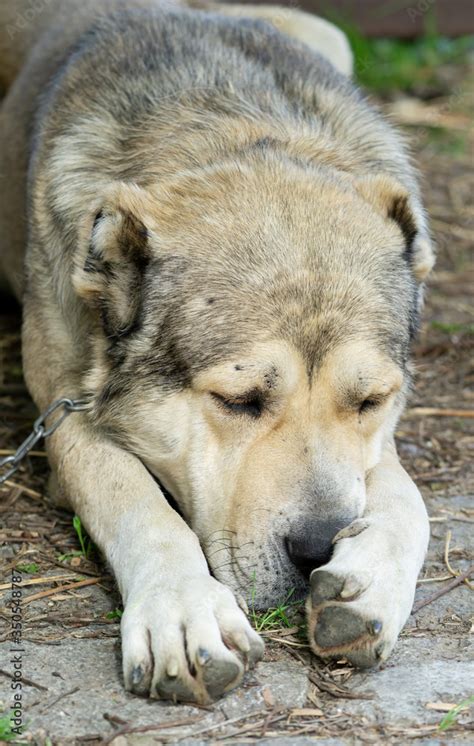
[
  {"left": 306, "top": 519, "right": 416, "bottom": 668},
  {"left": 121, "top": 574, "right": 264, "bottom": 703}
]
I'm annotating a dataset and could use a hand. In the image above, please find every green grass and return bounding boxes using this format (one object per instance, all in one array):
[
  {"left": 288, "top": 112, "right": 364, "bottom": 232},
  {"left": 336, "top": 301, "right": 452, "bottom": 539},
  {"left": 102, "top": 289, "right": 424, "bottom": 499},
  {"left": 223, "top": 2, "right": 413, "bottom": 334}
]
[
  {"left": 15, "top": 563, "right": 39, "bottom": 574},
  {"left": 251, "top": 595, "right": 304, "bottom": 633},
  {"left": 0, "top": 714, "right": 20, "bottom": 742},
  {"left": 425, "top": 129, "right": 469, "bottom": 157},
  {"left": 351, "top": 34, "right": 473, "bottom": 94},
  {"left": 73, "top": 515, "right": 91, "bottom": 557},
  {"left": 323, "top": 7, "right": 473, "bottom": 95},
  {"left": 249, "top": 576, "right": 304, "bottom": 633},
  {"left": 106, "top": 608, "right": 123, "bottom": 620},
  {"left": 58, "top": 515, "right": 94, "bottom": 562},
  {"left": 431, "top": 320, "right": 474, "bottom": 335},
  {"left": 438, "top": 695, "right": 474, "bottom": 731}
]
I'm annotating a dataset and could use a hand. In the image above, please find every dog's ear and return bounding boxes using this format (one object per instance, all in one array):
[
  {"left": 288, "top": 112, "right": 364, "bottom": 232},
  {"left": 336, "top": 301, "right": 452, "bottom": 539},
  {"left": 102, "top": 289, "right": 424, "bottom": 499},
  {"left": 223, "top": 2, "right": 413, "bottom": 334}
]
[
  {"left": 355, "top": 174, "right": 434, "bottom": 282},
  {"left": 73, "top": 183, "right": 155, "bottom": 337}
]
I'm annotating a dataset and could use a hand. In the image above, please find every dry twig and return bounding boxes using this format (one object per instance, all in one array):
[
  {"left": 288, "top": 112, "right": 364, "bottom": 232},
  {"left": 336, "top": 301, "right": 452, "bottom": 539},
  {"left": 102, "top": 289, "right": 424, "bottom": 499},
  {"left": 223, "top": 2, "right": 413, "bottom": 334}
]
[
  {"left": 444, "top": 530, "right": 474, "bottom": 589},
  {"left": 406, "top": 407, "right": 474, "bottom": 418},
  {"left": 0, "top": 667, "right": 48, "bottom": 691},
  {"left": 102, "top": 716, "right": 205, "bottom": 745},
  {"left": 22, "top": 577, "right": 104, "bottom": 605},
  {"left": 41, "top": 686, "right": 80, "bottom": 713},
  {"left": 412, "top": 564, "right": 474, "bottom": 613}
]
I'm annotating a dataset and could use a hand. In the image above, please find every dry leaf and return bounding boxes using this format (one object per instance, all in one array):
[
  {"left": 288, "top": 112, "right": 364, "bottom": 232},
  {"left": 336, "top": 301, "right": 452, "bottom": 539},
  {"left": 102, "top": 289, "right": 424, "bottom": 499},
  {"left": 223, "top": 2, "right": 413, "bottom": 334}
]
[
  {"left": 289, "top": 708, "right": 324, "bottom": 718},
  {"left": 262, "top": 686, "right": 274, "bottom": 707},
  {"left": 425, "top": 701, "right": 457, "bottom": 712}
]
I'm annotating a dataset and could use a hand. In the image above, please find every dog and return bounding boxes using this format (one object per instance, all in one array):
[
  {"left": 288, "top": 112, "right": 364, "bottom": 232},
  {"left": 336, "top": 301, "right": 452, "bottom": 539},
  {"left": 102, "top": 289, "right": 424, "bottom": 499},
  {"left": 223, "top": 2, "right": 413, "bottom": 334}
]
[{"left": 0, "top": 0, "right": 434, "bottom": 703}]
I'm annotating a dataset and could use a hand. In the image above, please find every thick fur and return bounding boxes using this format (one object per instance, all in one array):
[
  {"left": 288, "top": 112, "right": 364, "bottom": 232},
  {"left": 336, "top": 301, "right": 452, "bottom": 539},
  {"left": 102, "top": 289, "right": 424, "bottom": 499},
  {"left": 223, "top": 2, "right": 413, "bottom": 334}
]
[{"left": 0, "top": 0, "right": 433, "bottom": 702}]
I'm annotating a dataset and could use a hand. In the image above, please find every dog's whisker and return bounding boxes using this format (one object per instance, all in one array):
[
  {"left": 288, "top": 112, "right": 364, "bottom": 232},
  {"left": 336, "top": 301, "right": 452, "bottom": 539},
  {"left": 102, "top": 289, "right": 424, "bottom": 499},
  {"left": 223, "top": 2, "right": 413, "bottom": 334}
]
[
  {"left": 205, "top": 529, "right": 237, "bottom": 538},
  {"left": 245, "top": 507, "right": 273, "bottom": 517},
  {"left": 207, "top": 546, "right": 232, "bottom": 559},
  {"left": 206, "top": 537, "right": 231, "bottom": 547}
]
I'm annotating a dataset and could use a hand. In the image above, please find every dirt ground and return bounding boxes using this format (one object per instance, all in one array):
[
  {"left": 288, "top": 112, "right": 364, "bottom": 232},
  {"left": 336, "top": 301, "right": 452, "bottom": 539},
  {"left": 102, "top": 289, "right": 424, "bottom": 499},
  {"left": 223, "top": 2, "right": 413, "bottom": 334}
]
[{"left": 0, "top": 62, "right": 473, "bottom": 744}]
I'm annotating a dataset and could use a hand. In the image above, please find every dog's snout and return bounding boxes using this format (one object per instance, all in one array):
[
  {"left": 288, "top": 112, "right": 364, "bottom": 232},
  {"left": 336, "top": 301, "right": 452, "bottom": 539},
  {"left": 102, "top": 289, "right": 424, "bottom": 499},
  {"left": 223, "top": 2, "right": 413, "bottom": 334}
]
[{"left": 285, "top": 518, "right": 352, "bottom": 577}]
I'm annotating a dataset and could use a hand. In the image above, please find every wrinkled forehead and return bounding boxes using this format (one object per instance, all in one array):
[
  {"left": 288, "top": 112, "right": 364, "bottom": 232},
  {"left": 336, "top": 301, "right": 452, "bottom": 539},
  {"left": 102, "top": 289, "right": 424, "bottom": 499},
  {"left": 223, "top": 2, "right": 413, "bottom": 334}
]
[
  {"left": 163, "top": 261, "right": 412, "bottom": 372},
  {"left": 154, "top": 231, "right": 415, "bottom": 364},
  {"left": 134, "top": 254, "right": 413, "bottom": 396}
]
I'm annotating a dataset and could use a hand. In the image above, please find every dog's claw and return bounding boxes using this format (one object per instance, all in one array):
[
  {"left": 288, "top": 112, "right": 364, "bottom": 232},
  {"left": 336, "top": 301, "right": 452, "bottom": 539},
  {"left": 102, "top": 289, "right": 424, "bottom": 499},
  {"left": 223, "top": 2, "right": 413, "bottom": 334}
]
[
  {"left": 121, "top": 575, "right": 264, "bottom": 703},
  {"left": 127, "top": 663, "right": 152, "bottom": 696},
  {"left": 166, "top": 658, "right": 180, "bottom": 677},
  {"left": 367, "top": 619, "right": 383, "bottom": 636},
  {"left": 131, "top": 665, "right": 143, "bottom": 685},
  {"left": 197, "top": 647, "right": 211, "bottom": 666},
  {"left": 225, "top": 627, "right": 264, "bottom": 669},
  {"left": 249, "top": 636, "right": 265, "bottom": 666},
  {"left": 232, "top": 631, "right": 250, "bottom": 654},
  {"left": 339, "top": 575, "right": 364, "bottom": 600},
  {"left": 236, "top": 594, "right": 249, "bottom": 614},
  {"left": 200, "top": 658, "right": 243, "bottom": 699}
]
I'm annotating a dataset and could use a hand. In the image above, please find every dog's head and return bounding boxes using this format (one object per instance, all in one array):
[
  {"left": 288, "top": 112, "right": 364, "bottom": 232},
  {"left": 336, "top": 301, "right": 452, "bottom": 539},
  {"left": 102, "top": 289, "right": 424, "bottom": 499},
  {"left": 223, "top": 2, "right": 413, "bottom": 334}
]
[{"left": 74, "top": 153, "right": 433, "bottom": 605}]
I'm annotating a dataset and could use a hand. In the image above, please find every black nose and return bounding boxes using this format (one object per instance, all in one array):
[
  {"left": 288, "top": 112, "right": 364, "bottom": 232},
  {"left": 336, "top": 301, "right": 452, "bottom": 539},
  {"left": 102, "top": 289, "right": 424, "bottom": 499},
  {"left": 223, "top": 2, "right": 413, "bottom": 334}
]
[{"left": 285, "top": 518, "right": 351, "bottom": 577}]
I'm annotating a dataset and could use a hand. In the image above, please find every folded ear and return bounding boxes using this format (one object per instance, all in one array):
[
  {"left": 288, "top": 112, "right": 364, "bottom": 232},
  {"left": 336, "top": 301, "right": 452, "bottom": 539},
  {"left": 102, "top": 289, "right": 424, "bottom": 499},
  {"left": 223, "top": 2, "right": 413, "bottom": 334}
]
[
  {"left": 73, "top": 183, "right": 155, "bottom": 337},
  {"left": 355, "top": 174, "right": 435, "bottom": 282}
]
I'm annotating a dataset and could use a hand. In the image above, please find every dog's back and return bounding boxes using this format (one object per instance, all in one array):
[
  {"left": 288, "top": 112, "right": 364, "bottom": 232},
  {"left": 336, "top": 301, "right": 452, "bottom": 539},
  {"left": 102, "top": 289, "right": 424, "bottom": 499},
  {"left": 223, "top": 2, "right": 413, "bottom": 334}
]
[
  {"left": 0, "top": 0, "right": 431, "bottom": 299},
  {"left": 0, "top": 0, "right": 185, "bottom": 295},
  {"left": 0, "top": 0, "right": 179, "bottom": 91},
  {"left": 0, "top": 0, "right": 355, "bottom": 298}
]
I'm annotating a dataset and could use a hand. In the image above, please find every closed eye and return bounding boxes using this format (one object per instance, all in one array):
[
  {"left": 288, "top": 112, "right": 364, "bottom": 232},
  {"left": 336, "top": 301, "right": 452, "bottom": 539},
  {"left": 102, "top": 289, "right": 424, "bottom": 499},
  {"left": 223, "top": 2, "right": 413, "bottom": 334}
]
[
  {"left": 211, "top": 391, "right": 264, "bottom": 418},
  {"left": 358, "top": 396, "right": 386, "bottom": 414}
]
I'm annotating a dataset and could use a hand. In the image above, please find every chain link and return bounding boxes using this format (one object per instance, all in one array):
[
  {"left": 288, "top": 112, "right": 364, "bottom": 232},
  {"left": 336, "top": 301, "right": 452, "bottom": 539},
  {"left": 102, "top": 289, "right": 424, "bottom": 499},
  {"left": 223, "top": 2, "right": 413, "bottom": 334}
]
[{"left": 0, "top": 398, "right": 89, "bottom": 485}]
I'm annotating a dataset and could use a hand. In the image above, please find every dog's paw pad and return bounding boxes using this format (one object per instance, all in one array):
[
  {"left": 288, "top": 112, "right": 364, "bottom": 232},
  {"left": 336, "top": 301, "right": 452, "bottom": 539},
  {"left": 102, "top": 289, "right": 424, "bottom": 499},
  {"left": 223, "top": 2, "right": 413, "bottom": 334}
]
[
  {"left": 310, "top": 603, "right": 384, "bottom": 669},
  {"left": 200, "top": 657, "right": 243, "bottom": 699},
  {"left": 154, "top": 675, "right": 197, "bottom": 703},
  {"left": 314, "top": 604, "right": 368, "bottom": 648},
  {"left": 310, "top": 570, "right": 345, "bottom": 606},
  {"left": 310, "top": 568, "right": 365, "bottom": 605}
]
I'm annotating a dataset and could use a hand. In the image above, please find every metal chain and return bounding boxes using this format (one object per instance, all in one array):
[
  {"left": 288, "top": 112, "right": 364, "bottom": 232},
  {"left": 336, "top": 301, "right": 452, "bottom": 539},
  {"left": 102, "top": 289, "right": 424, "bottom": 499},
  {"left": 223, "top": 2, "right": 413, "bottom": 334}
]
[{"left": 0, "top": 398, "right": 89, "bottom": 485}]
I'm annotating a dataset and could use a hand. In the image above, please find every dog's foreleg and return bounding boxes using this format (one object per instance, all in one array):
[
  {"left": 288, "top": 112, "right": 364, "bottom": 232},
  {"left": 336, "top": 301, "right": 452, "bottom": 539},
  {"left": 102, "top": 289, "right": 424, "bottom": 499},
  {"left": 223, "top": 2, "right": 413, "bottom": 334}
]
[
  {"left": 307, "top": 440, "right": 429, "bottom": 666},
  {"left": 22, "top": 302, "right": 263, "bottom": 702},
  {"left": 50, "top": 419, "right": 262, "bottom": 700}
]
